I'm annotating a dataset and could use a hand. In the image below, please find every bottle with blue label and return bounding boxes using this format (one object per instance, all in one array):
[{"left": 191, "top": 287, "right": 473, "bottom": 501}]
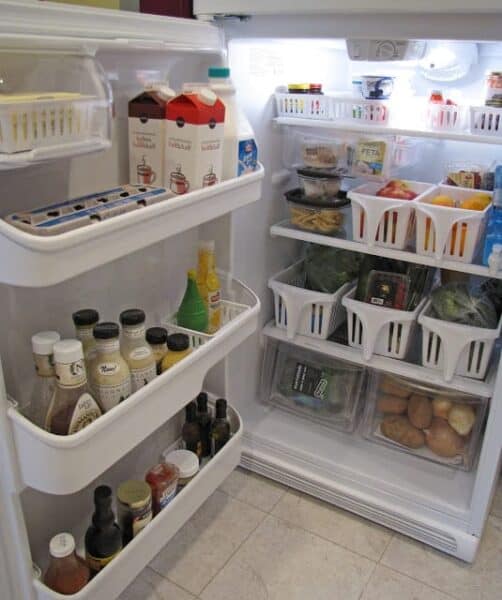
[
  {"left": 483, "top": 164, "right": 502, "bottom": 269},
  {"left": 208, "top": 66, "right": 258, "bottom": 180}
]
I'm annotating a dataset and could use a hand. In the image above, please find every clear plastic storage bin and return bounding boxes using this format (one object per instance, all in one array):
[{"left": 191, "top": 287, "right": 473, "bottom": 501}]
[
  {"left": 285, "top": 189, "right": 350, "bottom": 236},
  {"left": 262, "top": 339, "right": 366, "bottom": 432},
  {"left": 362, "top": 371, "right": 487, "bottom": 471}
]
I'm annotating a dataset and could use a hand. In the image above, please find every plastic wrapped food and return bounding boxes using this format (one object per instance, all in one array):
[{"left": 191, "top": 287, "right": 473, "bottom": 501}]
[
  {"left": 304, "top": 245, "right": 362, "bottom": 294},
  {"left": 430, "top": 283, "right": 498, "bottom": 329}
]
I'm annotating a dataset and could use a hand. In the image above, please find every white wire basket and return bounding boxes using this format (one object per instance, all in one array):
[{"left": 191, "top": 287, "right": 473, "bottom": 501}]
[
  {"left": 342, "top": 286, "right": 427, "bottom": 360},
  {"left": 414, "top": 185, "right": 492, "bottom": 263},
  {"left": 425, "top": 103, "right": 466, "bottom": 132},
  {"left": 269, "top": 260, "right": 352, "bottom": 340},
  {"left": 470, "top": 105, "right": 502, "bottom": 136},
  {"left": 418, "top": 300, "right": 501, "bottom": 382},
  {"left": 275, "top": 93, "right": 331, "bottom": 120}
]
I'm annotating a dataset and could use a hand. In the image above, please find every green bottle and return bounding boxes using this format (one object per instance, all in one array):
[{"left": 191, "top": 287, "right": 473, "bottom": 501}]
[{"left": 177, "top": 270, "right": 209, "bottom": 333}]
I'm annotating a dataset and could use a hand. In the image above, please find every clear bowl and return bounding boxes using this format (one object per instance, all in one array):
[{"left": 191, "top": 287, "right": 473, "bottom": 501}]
[{"left": 297, "top": 167, "right": 341, "bottom": 199}]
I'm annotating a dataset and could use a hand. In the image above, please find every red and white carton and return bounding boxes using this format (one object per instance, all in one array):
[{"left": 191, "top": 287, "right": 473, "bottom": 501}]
[{"left": 165, "top": 89, "right": 225, "bottom": 194}]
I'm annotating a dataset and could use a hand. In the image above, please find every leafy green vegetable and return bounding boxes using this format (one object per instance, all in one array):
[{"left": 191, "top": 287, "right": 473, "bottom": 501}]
[
  {"left": 304, "top": 244, "right": 362, "bottom": 293},
  {"left": 430, "top": 283, "right": 498, "bottom": 329}
]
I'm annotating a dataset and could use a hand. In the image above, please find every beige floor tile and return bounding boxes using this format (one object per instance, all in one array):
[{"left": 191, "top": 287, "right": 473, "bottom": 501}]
[
  {"left": 149, "top": 489, "right": 265, "bottom": 595},
  {"left": 119, "top": 567, "right": 195, "bottom": 600},
  {"left": 360, "top": 565, "right": 455, "bottom": 600},
  {"left": 381, "top": 515, "right": 502, "bottom": 600},
  {"left": 200, "top": 514, "right": 375, "bottom": 600},
  {"left": 219, "top": 467, "right": 286, "bottom": 512},
  {"left": 491, "top": 477, "right": 502, "bottom": 519},
  {"left": 272, "top": 490, "right": 392, "bottom": 561}
]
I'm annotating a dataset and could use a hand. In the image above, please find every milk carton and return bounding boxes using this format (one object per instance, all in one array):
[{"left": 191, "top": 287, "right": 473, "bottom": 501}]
[
  {"left": 128, "top": 82, "right": 174, "bottom": 186},
  {"left": 165, "top": 89, "right": 225, "bottom": 194}
]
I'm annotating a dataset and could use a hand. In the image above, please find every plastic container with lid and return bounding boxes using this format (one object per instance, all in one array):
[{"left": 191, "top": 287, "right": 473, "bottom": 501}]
[
  {"left": 301, "top": 140, "right": 340, "bottom": 169},
  {"left": 285, "top": 188, "right": 350, "bottom": 234},
  {"left": 145, "top": 462, "right": 179, "bottom": 515},
  {"left": 161, "top": 334, "right": 192, "bottom": 372},
  {"left": 44, "top": 533, "right": 90, "bottom": 595},
  {"left": 162, "top": 449, "right": 200, "bottom": 491},
  {"left": 288, "top": 83, "right": 310, "bottom": 94},
  {"left": 297, "top": 167, "right": 341, "bottom": 199}
]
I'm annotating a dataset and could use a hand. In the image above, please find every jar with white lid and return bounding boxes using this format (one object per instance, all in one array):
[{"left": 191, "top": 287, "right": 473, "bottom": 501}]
[{"left": 162, "top": 449, "right": 200, "bottom": 492}]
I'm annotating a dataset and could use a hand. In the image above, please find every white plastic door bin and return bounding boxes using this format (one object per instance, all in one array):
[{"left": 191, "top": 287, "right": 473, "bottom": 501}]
[
  {"left": 419, "top": 300, "right": 502, "bottom": 381},
  {"left": 348, "top": 180, "right": 434, "bottom": 250},
  {"left": 342, "top": 286, "right": 427, "bottom": 360},
  {"left": 414, "top": 185, "right": 492, "bottom": 263},
  {"left": 470, "top": 106, "right": 502, "bottom": 136},
  {"left": 275, "top": 93, "right": 331, "bottom": 119},
  {"left": 268, "top": 260, "right": 352, "bottom": 340}
]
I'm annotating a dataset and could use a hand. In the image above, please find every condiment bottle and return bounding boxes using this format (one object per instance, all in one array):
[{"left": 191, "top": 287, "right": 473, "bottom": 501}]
[
  {"left": 197, "top": 241, "right": 221, "bottom": 334},
  {"left": 91, "top": 322, "right": 132, "bottom": 412},
  {"left": 44, "top": 533, "right": 90, "bottom": 595},
  {"left": 176, "top": 270, "right": 208, "bottom": 333},
  {"left": 146, "top": 327, "right": 168, "bottom": 375},
  {"left": 182, "top": 401, "right": 202, "bottom": 459},
  {"left": 25, "top": 331, "right": 60, "bottom": 429},
  {"left": 162, "top": 449, "right": 199, "bottom": 492},
  {"left": 161, "top": 334, "right": 191, "bottom": 372},
  {"left": 116, "top": 480, "right": 152, "bottom": 546},
  {"left": 429, "top": 90, "right": 444, "bottom": 104},
  {"left": 196, "top": 392, "right": 212, "bottom": 458},
  {"left": 119, "top": 309, "right": 156, "bottom": 393},
  {"left": 72, "top": 309, "right": 99, "bottom": 372},
  {"left": 85, "top": 485, "right": 122, "bottom": 576},
  {"left": 211, "top": 398, "right": 231, "bottom": 456},
  {"left": 46, "top": 340, "right": 102, "bottom": 436},
  {"left": 145, "top": 462, "right": 179, "bottom": 515}
]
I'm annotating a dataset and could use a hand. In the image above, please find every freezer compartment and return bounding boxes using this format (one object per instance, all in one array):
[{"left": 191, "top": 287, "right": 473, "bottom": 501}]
[
  {"left": 7, "top": 276, "right": 259, "bottom": 495},
  {"left": 0, "top": 164, "right": 264, "bottom": 287},
  {"left": 361, "top": 372, "right": 487, "bottom": 471},
  {"left": 31, "top": 402, "right": 242, "bottom": 600},
  {"left": 261, "top": 338, "right": 366, "bottom": 433}
]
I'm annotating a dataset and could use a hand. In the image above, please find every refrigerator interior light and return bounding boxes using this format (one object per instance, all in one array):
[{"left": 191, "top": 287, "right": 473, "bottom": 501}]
[{"left": 419, "top": 41, "right": 478, "bottom": 82}]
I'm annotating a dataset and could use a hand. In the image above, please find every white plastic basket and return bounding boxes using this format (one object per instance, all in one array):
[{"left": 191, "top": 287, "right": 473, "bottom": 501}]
[
  {"left": 425, "top": 103, "right": 466, "bottom": 131},
  {"left": 419, "top": 300, "right": 501, "bottom": 382},
  {"left": 348, "top": 180, "right": 434, "bottom": 250},
  {"left": 275, "top": 93, "right": 331, "bottom": 120},
  {"left": 268, "top": 260, "right": 352, "bottom": 340},
  {"left": 470, "top": 105, "right": 502, "bottom": 136},
  {"left": 414, "top": 185, "right": 492, "bottom": 263},
  {"left": 331, "top": 97, "right": 389, "bottom": 125},
  {"left": 0, "top": 93, "right": 100, "bottom": 153},
  {"left": 342, "top": 286, "right": 427, "bottom": 360}
]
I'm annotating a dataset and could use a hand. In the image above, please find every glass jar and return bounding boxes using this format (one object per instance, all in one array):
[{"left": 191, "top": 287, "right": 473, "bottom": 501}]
[
  {"left": 119, "top": 309, "right": 156, "bottom": 393},
  {"left": 161, "top": 334, "right": 191, "bottom": 372},
  {"left": 145, "top": 462, "right": 179, "bottom": 515},
  {"left": 117, "top": 480, "right": 152, "bottom": 545},
  {"left": 162, "top": 449, "right": 199, "bottom": 492},
  {"left": 146, "top": 327, "right": 168, "bottom": 375}
]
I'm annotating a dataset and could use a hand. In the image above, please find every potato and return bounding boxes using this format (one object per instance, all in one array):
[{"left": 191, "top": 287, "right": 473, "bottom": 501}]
[
  {"left": 425, "top": 418, "right": 465, "bottom": 458},
  {"left": 448, "top": 404, "right": 476, "bottom": 436},
  {"left": 378, "top": 375, "right": 412, "bottom": 399},
  {"left": 377, "top": 394, "right": 408, "bottom": 415},
  {"left": 381, "top": 415, "right": 425, "bottom": 449},
  {"left": 432, "top": 396, "right": 453, "bottom": 420},
  {"left": 408, "top": 394, "right": 433, "bottom": 429}
]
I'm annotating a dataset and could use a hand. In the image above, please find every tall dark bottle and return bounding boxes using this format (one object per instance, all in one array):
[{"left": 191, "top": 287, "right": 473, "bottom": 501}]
[
  {"left": 196, "top": 392, "right": 212, "bottom": 459},
  {"left": 182, "top": 401, "right": 202, "bottom": 460},
  {"left": 85, "top": 485, "right": 122, "bottom": 576},
  {"left": 210, "top": 398, "right": 231, "bottom": 456}
]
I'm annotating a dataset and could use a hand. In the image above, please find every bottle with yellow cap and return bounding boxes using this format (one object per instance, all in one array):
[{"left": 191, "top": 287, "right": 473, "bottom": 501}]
[{"left": 176, "top": 270, "right": 208, "bottom": 333}]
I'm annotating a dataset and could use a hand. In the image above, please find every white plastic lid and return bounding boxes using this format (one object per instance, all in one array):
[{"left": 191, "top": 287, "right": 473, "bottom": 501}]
[
  {"left": 182, "top": 82, "right": 206, "bottom": 93},
  {"left": 145, "top": 80, "right": 175, "bottom": 101},
  {"left": 53, "top": 339, "right": 84, "bottom": 364},
  {"left": 199, "top": 240, "right": 215, "bottom": 252},
  {"left": 31, "top": 331, "right": 61, "bottom": 356},
  {"left": 162, "top": 449, "right": 199, "bottom": 478},
  {"left": 197, "top": 88, "right": 217, "bottom": 106},
  {"left": 49, "top": 533, "right": 75, "bottom": 558}
]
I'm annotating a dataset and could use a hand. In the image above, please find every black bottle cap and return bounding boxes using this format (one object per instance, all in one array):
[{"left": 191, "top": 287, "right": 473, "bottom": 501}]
[
  {"left": 167, "top": 333, "right": 189, "bottom": 352},
  {"left": 120, "top": 309, "right": 146, "bottom": 326},
  {"left": 93, "top": 322, "right": 119, "bottom": 340},
  {"left": 215, "top": 398, "right": 227, "bottom": 418},
  {"left": 185, "top": 401, "right": 197, "bottom": 422},
  {"left": 146, "top": 327, "right": 168, "bottom": 345},
  {"left": 196, "top": 392, "right": 208, "bottom": 411},
  {"left": 72, "top": 309, "right": 99, "bottom": 327},
  {"left": 94, "top": 485, "right": 112, "bottom": 505}
]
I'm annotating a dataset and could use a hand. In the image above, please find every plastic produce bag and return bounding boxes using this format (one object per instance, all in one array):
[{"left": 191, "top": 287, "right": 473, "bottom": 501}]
[
  {"left": 430, "top": 283, "right": 498, "bottom": 329},
  {"left": 304, "top": 244, "right": 362, "bottom": 293}
]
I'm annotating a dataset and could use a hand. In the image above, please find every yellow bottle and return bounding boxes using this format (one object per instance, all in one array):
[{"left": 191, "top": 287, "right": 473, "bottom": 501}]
[{"left": 197, "top": 241, "right": 221, "bottom": 334}]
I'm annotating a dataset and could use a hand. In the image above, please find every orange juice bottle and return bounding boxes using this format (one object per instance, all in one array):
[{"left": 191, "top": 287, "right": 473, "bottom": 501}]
[{"left": 197, "top": 241, "right": 221, "bottom": 334}]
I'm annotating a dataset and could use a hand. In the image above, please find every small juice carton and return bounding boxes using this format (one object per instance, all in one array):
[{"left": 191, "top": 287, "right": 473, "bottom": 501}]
[{"left": 165, "top": 89, "right": 225, "bottom": 194}]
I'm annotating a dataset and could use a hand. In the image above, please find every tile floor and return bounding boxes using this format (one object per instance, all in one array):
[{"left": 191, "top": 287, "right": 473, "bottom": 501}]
[{"left": 121, "top": 469, "right": 502, "bottom": 600}]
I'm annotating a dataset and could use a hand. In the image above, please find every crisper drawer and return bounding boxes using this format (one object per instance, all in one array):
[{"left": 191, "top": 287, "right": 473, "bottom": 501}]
[
  {"left": 261, "top": 338, "right": 366, "bottom": 433},
  {"left": 361, "top": 372, "right": 487, "bottom": 471},
  {"left": 33, "top": 404, "right": 242, "bottom": 600}
]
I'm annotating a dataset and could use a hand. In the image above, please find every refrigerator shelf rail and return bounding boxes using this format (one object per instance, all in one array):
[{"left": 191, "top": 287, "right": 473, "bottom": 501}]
[
  {"left": 0, "top": 164, "right": 264, "bottom": 287},
  {"left": 32, "top": 404, "right": 242, "bottom": 600},
  {"left": 7, "top": 276, "right": 259, "bottom": 495}
]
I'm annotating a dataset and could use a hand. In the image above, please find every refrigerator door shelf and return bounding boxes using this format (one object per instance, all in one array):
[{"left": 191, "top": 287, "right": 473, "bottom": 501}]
[
  {"left": 7, "top": 276, "right": 259, "bottom": 495},
  {"left": 33, "top": 404, "right": 242, "bottom": 600},
  {"left": 0, "top": 164, "right": 264, "bottom": 287}
]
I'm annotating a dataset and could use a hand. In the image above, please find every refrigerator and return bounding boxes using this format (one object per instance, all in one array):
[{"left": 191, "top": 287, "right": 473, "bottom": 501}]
[{"left": 0, "top": 1, "right": 501, "bottom": 598}]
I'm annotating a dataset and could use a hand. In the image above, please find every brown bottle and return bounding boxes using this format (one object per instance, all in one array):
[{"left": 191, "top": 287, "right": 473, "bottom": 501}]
[
  {"left": 182, "top": 401, "right": 202, "bottom": 460},
  {"left": 44, "top": 533, "right": 90, "bottom": 594},
  {"left": 210, "top": 398, "right": 231, "bottom": 456},
  {"left": 196, "top": 392, "right": 212, "bottom": 458}
]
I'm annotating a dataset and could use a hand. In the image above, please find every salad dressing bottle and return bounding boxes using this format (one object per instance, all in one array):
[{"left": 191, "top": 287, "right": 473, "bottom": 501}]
[
  {"left": 119, "top": 309, "right": 156, "bottom": 393},
  {"left": 72, "top": 309, "right": 99, "bottom": 372}
]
